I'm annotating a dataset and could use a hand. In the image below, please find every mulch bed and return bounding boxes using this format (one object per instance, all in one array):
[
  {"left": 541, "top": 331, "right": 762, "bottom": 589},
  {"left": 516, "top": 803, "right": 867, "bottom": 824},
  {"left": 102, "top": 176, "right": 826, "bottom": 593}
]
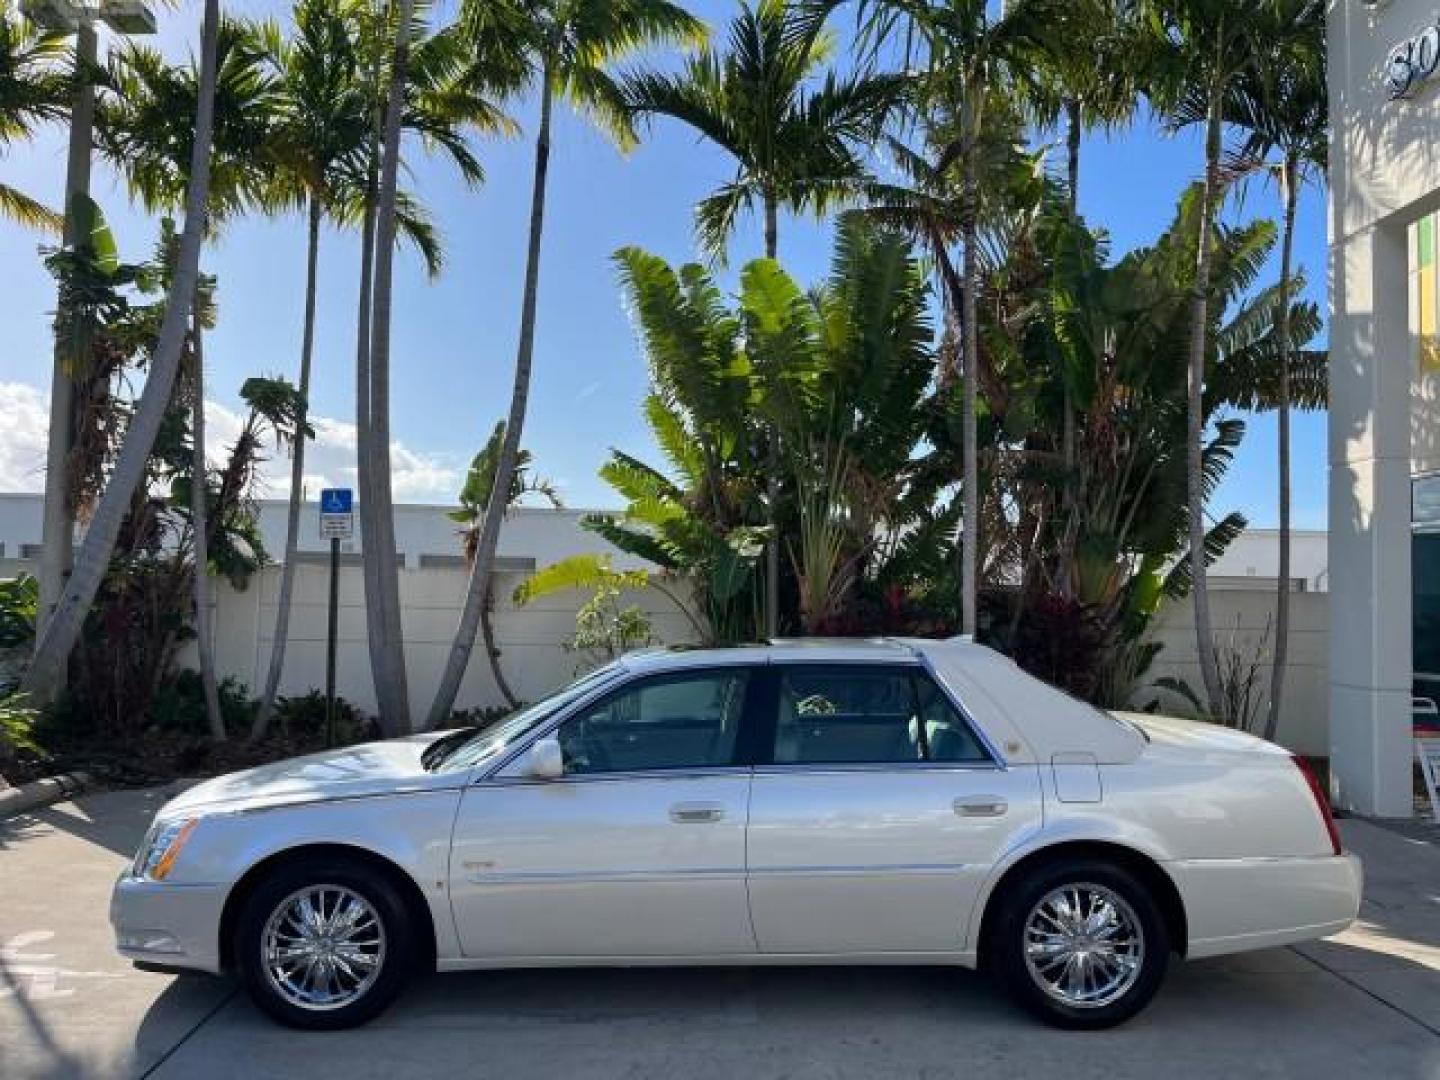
[{"left": 1, "top": 728, "right": 358, "bottom": 792}]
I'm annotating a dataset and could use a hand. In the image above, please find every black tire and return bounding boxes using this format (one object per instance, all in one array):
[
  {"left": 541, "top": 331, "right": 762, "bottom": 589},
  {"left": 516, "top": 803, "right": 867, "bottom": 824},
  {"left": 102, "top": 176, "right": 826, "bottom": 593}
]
[
  {"left": 235, "top": 856, "right": 414, "bottom": 1030},
  {"left": 989, "top": 858, "right": 1170, "bottom": 1030}
]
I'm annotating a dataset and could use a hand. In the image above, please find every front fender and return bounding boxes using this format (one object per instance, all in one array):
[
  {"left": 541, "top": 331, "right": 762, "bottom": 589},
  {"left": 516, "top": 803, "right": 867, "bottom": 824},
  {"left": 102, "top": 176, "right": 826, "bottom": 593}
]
[{"left": 170, "top": 789, "right": 463, "bottom": 961}]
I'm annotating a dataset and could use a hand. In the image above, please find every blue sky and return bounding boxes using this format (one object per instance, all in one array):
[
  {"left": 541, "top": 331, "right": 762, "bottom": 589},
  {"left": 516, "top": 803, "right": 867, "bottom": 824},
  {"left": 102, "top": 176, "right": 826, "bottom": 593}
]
[{"left": 0, "top": 0, "right": 1329, "bottom": 529}]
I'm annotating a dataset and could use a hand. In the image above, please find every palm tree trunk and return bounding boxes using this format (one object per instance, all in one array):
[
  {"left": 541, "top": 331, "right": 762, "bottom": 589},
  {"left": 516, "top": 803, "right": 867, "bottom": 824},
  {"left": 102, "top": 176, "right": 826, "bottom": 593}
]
[
  {"left": 427, "top": 71, "right": 553, "bottom": 729},
  {"left": 763, "top": 194, "right": 778, "bottom": 262},
  {"left": 763, "top": 191, "right": 780, "bottom": 639},
  {"left": 1187, "top": 96, "right": 1225, "bottom": 716},
  {"left": 254, "top": 195, "right": 323, "bottom": 739},
  {"left": 1264, "top": 156, "right": 1298, "bottom": 742},
  {"left": 1065, "top": 97, "right": 1081, "bottom": 209},
  {"left": 961, "top": 206, "right": 980, "bottom": 638},
  {"left": 355, "top": 54, "right": 391, "bottom": 727},
  {"left": 23, "top": 0, "right": 221, "bottom": 697},
  {"left": 34, "top": 21, "right": 97, "bottom": 704},
  {"left": 481, "top": 581, "right": 518, "bottom": 709},
  {"left": 188, "top": 299, "right": 225, "bottom": 740},
  {"left": 365, "top": 0, "right": 416, "bottom": 733},
  {"left": 1062, "top": 98, "right": 1080, "bottom": 582}
]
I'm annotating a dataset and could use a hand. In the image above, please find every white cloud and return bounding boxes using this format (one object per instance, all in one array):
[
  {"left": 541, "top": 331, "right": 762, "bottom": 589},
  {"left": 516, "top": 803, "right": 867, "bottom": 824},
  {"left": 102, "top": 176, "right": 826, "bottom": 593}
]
[
  {"left": 210, "top": 404, "right": 460, "bottom": 503},
  {"left": 0, "top": 381, "right": 458, "bottom": 503},
  {"left": 0, "top": 382, "right": 50, "bottom": 493}
]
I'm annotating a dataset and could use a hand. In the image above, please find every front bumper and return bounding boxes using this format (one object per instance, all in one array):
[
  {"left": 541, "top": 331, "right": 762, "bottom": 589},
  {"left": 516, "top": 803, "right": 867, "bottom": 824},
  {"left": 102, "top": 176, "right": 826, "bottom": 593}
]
[
  {"left": 1171, "top": 851, "right": 1364, "bottom": 959},
  {"left": 109, "top": 874, "right": 229, "bottom": 974}
]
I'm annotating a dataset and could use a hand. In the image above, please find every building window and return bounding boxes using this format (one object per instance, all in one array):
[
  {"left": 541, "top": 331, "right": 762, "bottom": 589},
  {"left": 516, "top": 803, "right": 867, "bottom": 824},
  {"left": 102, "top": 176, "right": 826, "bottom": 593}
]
[{"left": 1412, "top": 211, "right": 1440, "bottom": 373}]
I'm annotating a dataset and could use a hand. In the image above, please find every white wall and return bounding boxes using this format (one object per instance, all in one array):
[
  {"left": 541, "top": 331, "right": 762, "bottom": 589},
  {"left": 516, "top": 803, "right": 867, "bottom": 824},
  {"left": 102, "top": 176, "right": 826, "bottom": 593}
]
[
  {"left": 203, "top": 562, "right": 696, "bottom": 721},
  {"left": 1144, "top": 591, "right": 1330, "bottom": 758}
]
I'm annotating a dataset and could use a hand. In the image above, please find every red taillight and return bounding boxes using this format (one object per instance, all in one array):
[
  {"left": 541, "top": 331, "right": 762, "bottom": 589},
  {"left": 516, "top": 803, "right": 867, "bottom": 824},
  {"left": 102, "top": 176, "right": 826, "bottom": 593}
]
[{"left": 1293, "top": 755, "right": 1342, "bottom": 856}]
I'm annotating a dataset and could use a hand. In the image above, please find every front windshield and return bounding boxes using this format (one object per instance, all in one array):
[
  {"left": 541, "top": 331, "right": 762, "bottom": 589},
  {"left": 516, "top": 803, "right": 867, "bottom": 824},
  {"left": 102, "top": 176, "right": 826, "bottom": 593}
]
[{"left": 430, "top": 662, "right": 623, "bottom": 773}]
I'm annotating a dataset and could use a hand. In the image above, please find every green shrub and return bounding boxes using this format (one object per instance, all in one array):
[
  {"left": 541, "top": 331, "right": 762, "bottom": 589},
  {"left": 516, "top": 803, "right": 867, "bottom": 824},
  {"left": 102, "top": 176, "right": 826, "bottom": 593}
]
[
  {"left": 0, "top": 692, "right": 41, "bottom": 757},
  {"left": 0, "top": 575, "right": 38, "bottom": 650},
  {"left": 273, "top": 690, "right": 377, "bottom": 745},
  {"left": 148, "top": 672, "right": 258, "bottom": 738}
]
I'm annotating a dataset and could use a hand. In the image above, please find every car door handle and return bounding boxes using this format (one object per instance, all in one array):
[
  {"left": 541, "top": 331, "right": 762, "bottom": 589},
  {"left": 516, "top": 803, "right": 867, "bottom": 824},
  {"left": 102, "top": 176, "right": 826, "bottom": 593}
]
[
  {"left": 669, "top": 801, "right": 726, "bottom": 824},
  {"left": 954, "top": 797, "right": 1007, "bottom": 818}
]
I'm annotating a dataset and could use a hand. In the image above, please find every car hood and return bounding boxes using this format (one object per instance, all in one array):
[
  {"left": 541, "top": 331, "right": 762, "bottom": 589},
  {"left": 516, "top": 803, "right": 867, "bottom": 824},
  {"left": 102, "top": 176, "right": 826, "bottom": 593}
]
[
  {"left": 1111, "top": 711, "right": 1289, "bottom": 756},
  {"left": 159, "top": 732, "right": 466, "bottom": 818}
]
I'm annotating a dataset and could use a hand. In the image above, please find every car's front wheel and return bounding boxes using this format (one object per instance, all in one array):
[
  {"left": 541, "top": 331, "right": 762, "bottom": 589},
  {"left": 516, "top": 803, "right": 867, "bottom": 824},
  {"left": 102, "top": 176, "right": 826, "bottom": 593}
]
[
  {"left": 990, "top": 858, "right": 1170, "bottom": 1029},
  {"left": 235, "top": 857, "right": 413, "bottom": 1029}
]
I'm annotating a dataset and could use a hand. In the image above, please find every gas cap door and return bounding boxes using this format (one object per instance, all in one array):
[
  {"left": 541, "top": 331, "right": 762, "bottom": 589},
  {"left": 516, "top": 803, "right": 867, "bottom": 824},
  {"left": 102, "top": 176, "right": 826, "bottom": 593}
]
[{"left": 1051, "top": 751, "right": 1102, "bottom": 804}]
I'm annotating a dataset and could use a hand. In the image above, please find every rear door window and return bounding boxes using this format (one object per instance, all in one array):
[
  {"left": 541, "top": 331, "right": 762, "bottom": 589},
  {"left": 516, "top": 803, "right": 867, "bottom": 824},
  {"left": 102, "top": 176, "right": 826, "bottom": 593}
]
[{"left": 770, "top": 665, "right": 990, "bottom": 766}]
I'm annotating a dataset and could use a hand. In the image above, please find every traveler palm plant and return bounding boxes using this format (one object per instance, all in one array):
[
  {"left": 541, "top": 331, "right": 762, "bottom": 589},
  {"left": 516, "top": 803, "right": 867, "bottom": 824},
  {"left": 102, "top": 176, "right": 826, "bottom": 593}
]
[
  {"left": 449, "top": 421, "right": 560, "bottom": 708},
  {"left": 625, "top": 0, "right": 902, "bottom": 636}
]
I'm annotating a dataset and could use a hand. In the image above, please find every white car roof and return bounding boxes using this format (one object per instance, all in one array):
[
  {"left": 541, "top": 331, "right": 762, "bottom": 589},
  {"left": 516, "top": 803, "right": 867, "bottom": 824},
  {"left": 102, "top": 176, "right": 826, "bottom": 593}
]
[{"left": 617, "top": 636, "right": 1145, "bottom": 766}]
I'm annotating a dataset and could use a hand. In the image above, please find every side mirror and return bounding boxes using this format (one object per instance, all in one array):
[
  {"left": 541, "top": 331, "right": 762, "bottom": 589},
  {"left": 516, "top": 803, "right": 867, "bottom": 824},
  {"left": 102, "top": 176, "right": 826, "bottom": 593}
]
[{"left": 522, "top": 737, "right": 565, "bottom": 780}]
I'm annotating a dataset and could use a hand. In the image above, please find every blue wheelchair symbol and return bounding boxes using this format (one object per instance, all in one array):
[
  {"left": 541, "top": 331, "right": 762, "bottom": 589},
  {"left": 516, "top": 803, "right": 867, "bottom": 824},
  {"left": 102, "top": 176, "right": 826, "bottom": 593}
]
[{"left": 320, "top": 488, "right": 353, "bottom": 515}]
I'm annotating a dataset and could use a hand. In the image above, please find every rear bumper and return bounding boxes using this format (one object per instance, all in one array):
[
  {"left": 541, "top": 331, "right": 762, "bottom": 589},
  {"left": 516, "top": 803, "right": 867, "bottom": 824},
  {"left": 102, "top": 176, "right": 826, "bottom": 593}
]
[
  {"left": 109, "top": 874, "right": 228, "bottom": 975},
  {"left": 1169, "top": 852, "right": 1363, "bottom": 959}
]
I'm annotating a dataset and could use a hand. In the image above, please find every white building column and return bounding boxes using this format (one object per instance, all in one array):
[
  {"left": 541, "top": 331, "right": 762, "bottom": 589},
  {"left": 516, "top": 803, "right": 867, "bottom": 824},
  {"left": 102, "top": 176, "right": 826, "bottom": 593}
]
[{"left": 1328, "top": 222, "right": 1415, "bottom": 817}]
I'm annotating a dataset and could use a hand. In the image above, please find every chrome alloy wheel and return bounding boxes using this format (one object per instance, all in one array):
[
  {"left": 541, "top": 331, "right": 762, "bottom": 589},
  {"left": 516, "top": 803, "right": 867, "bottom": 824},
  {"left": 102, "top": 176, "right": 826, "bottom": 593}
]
[
  {"left": 1022, "top": 883, "right": 1145, "bottom": 1009},
  {"left": 261, "top": 884, "right": 387, "bottom": 1011}
]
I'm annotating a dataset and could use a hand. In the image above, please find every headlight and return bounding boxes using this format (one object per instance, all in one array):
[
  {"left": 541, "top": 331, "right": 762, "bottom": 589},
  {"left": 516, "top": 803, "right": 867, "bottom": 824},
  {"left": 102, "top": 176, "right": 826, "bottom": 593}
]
[{"left": 133, "top": 818, "right": 199, "bottom": 881}]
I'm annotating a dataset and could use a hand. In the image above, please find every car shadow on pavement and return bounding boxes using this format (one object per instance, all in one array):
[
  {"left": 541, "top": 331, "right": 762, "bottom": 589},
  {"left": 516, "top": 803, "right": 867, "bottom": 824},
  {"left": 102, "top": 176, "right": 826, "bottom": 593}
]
[{"left": 0, "top": 786, "right": 178, "bottom": 859}]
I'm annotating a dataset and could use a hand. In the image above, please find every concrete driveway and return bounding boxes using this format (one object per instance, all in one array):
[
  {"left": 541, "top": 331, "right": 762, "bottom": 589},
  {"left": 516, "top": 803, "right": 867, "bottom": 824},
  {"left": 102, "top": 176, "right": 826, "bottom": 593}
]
[{"left": 3, "top": 788, "right": 1440, "bottom": 1080}]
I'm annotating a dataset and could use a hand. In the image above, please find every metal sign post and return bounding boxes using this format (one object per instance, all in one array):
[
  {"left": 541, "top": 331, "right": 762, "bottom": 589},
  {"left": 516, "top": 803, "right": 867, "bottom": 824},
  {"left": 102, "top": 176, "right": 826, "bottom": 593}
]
[{"left": 318, "top": 489, "right": 354, "bottom": 747}]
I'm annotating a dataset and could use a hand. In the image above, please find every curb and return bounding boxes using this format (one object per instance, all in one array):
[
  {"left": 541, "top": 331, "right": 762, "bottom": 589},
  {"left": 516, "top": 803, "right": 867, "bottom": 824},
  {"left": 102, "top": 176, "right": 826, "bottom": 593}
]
[{"left": 0, "top": 771, "right": 92, "bottom": 820}]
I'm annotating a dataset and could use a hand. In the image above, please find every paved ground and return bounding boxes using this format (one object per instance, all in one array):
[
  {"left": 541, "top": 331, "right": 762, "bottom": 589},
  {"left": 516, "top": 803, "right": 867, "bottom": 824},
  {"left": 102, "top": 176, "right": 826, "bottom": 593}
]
[{"left": 3, "top": 789, "right": 1440, "bottom": 1080}]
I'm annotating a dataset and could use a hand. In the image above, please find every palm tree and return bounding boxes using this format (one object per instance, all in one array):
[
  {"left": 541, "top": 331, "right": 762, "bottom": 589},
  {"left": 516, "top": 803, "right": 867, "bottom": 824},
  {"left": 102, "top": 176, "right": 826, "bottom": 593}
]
[
  {"left": 1224, "top": 0, "right": 1326, "bottom": 739},
  {"left": 0, "top": 11, "right": 68, "bottom": 230},
  {"left": 426, "top": 0, "right": 704, "bottom": 728},
  {"left": 1024, "top": 0, "right": 1142, "bottom": 209},
  {"left": 353, "top": 0, "right": 524, "bottom": 734},
  {"left": 624, "top": 0, "right": 901, "bottom": 636},
  {"left": 252, "top": 0, "right": 515, "bottom": 739},
  {"left": 625, "top": 0, "right": 900, "bottom": 262},
  {"left": 1141, "top": 0, "right": 1266, "bottom": 716},
  {"left": 364, "top": 0, "right": 420, "bottom": 732},
  {"left": 95, "top": 18, "right": 278, "bottom": 739},
  {"left": 857, "top": 0, "right": 1054, "bottom": 636},
  {"left": 24, "top": 0, "right": 223, "bottom": 702}
]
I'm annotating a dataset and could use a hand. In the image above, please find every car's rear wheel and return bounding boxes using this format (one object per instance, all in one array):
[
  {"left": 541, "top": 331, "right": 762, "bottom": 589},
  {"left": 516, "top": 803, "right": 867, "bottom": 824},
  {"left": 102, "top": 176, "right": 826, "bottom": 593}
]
[
  {"left": 990, "top": 858, "right": 1170, "bottom": 1029},
  {"left": 235, "top": 857, "right": 413, "bottom": 1030}
]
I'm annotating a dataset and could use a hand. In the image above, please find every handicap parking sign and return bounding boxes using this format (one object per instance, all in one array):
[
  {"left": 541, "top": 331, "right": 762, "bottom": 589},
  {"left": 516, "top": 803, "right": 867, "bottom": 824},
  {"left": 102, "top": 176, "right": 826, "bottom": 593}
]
[
  {"left": 320, "top": 488, "right": 353, "bottom": 515},
  {"left": 319, "top": 488, "right": 354, "bottom": 539}
]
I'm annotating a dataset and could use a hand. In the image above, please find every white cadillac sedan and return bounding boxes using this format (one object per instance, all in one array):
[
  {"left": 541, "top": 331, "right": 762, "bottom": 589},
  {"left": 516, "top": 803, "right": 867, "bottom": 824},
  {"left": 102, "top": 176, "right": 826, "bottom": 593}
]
[{"left": 112, "top": 638, "right": 1361, "bottom": 1030}]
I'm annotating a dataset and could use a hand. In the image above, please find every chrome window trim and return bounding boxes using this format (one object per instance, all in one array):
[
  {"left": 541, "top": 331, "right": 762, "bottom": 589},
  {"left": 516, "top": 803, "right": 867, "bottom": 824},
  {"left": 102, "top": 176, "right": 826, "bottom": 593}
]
[
  {"left": 483, "top": 766, "right": 754, "bottom": 789},
  {"left": 476, "top": 648, "right": 1008, "bottom": 783},
  {"left": 750, "top": 762, "right": 1000, "bottom": 778}
]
